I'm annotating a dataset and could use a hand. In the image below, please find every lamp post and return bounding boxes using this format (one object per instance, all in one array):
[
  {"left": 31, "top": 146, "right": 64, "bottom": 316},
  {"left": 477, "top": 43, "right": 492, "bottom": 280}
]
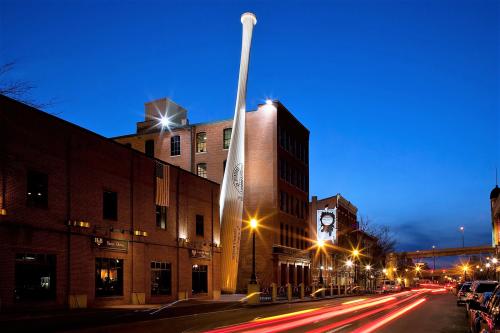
[
  {"left": 432, "top": 245, "right": 436, "bottom": 283},
  {"left": 352, "top": 249, "right": 360, "bottom": 284},
  {"left": 365, "top": 264, "right": 371, "bottom": 290},
  {"left": 317, "top": 239, "right": 325, "bottom": 286},
  {"left": 250, "top": 218, "right": 258, "bottom": 284}
]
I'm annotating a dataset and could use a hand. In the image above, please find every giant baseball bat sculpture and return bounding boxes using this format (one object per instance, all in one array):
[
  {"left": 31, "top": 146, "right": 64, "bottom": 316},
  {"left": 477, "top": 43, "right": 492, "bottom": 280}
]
[{"left": 219, "top": 12, "right": 257, "bottom": 293}]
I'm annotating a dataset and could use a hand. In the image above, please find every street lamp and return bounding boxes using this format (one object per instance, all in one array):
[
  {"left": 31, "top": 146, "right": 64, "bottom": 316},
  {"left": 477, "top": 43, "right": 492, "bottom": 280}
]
[
  {"left": 249, "top": 218, "right": 258, "bottom": 284},
  {"left": 459, "top": 226, "right": 465, "bottom": 247},
  {"left": 351, "top": 249, "right": 360, "bottom": 284},
  {"left": 432, "top": 245, "right": 436, "bottom": 283},
  {"left": 317, "top": 239, "right": 325, "bottom": 286}
]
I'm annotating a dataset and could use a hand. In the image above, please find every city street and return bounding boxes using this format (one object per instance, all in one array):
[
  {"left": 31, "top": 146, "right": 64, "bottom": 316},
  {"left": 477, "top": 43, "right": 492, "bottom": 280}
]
[{"left": 62, "top": 290, "right": 466, "bottom": 333}]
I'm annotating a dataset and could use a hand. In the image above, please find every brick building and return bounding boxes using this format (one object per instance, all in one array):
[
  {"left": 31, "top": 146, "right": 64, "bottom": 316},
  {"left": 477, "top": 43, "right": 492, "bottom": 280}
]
[
  {"left": 309, "top": 194, "right": 378, "bottom": 289},
  {"left": 0, "top": 95, "right": 221, "bottom": 310},
  {"left": 114, "top": 98, "right": 310, "bottom": 291}
]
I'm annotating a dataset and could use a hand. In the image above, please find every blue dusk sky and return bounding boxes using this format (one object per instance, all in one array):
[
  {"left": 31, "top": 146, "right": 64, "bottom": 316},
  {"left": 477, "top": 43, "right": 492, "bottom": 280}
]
[{"left": 1, "top": 0, "right": 499, "bottom": 252}]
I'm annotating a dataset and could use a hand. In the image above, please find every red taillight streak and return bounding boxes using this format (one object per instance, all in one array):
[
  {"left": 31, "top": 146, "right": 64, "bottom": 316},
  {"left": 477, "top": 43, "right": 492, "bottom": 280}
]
[
  {"left": 204, "top": 292, "right": 419, "bottom": 333},
  {"left": 350, "top": 298, "right": 427, "bottom": 333},
  {"left": 203, "top": 295, "right": 400, "bottom": 333},
  {"left": 306, "top": 292, "right": 427, "bottom": 333},
  {"left": 242, "top": 298, "right": 396, "bottom": 333}
]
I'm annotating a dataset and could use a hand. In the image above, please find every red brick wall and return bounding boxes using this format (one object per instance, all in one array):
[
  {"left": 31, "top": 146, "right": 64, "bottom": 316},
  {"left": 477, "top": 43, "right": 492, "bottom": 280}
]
[
  {"left": 0, "top": 95, "right": 220, "bottom": 309},
  {"left": 112, "top": 99, "right": 311, "bottom": 290}
]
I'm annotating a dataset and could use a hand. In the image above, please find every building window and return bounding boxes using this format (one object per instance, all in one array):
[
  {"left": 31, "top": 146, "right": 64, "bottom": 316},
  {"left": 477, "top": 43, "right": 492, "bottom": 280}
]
[
  {"left": 151, "top": 261, "right": 172, "bottom": 295},
  {"left": 95, "top": 258, "right": 123, "bottom": 297},
  {"left": 197, "top": 163, "right": 207, "bottom": 178},
  {"left": 15, "top": 253, "right": 56, "bottom": 301},
  {"left": 196, "top": 214, "right": 204, "bottom": 236},
  {"left": 280, "top": 223, "right": 284, "bottom": 245},
  {"left": 196, "top": 132, "right": 207, "bottom": 153},
  {"left": 26, "top": 170, "right": 48, "bottom": 208},
  {"left": 223, "top": 128, "right": 232, "bottom": 149},
  {"left": 103, "top": 190, "right": 118, "bottom": 221},
  {"left": 285, "top": 224, "right": 289, "bottom": 246},
  {"left": 145, "top": 139, "right": 155, "bottom": 157},
  {"left": 156, "top": 205, "right": 167, "bottom": 229},
  {"left": 170, "top": 135, "right": 181, "bottom": 156},
  {"left": 192, "top": 264, "right": 208, "bottom": 293}
]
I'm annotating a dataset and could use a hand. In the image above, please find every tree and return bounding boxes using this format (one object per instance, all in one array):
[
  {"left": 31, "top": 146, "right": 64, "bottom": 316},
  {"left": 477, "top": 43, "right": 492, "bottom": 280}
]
[
  {"left": 359, "top": 215, "right": 397, "bottom": 263},
  {"left": 0, "top": 61, "right": 54, "bottom": 109}
]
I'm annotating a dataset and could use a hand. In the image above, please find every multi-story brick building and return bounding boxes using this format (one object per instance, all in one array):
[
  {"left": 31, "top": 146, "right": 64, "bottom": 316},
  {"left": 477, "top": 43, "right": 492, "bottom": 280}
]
[
  {"left": 0, "top": 95, "right": 221, "bottom": 310},
  {"left": 309, "top": 194, "right": 377, "bottom": 288},
  {"left": 114, "top": 98, "right": 311, "bottom": 291}
]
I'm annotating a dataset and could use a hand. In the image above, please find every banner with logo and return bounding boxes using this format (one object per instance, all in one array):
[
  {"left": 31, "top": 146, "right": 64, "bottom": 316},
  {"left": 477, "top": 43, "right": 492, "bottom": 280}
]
[{"left": 317, "top": 208, "right": 337, "bottom": 244}]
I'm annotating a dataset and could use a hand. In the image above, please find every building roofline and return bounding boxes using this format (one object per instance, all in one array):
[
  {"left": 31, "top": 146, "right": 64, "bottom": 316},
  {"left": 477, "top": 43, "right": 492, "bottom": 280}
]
[{"left": 0, "top": 94, "right": 220, "bottom": 186}]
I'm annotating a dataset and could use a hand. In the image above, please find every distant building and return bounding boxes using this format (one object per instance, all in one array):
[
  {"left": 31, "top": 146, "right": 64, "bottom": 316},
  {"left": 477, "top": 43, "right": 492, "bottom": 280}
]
[
  {"left": 114, "top": 98, "right": 311, "bottom": 291},
  {"left": 309, "top": 194, "right": 378, "bottom": 289},
  {"left": 0, "top": 95, "right": 221, "bottom": 309},
  {"left": 490, "top": 185, "right": 500, "bottom": 246}
]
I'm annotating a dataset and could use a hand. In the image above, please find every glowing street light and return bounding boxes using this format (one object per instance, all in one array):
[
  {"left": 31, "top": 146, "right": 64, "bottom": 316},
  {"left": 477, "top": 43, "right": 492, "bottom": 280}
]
[
  {"left": 383, "top": 268, "right": 388, "bottom": 274},
  {"left": 345, "top": 259, "right": 353, "bottom": 268},
  {"left": 352, "top": 249, "right": 360, "bottom": 257},
  {"left": 365, "top": 264, "right": 372, "bottom": 271},
  {"left": 249, "top": 218, "right": 258, "bottom": 284},
  {"left": 316, "top": 239, "right": 325, "bottom": 286},
  {"left": 493, "top": 258, "right": 498, "bottom": 264}
]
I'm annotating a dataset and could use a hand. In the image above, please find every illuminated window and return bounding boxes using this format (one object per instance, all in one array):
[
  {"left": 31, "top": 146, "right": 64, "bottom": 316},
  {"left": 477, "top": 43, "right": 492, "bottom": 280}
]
[
  {"left": 170, "top": 136, "right": 180, "bottom": 156},
  {"left": 15, "top": 253, "right": 56, "bottom": 300},
  {"left": 196, "top": 132, "right": 207, "bottom": 153},
  {"left": 151, "top": 262, "right": 171, "bottom": 295},
  {"left": 197, "top": 163, "right": 207, "bottom": 178},
  {"left": 26, "top": 170, "right": 48, "bottom": 208},
  {"left": 192, "top": 265, "right": 208, "bottom": 293},
  {"left": 223, "top": 128, "right": 232, "bottom": 149},
  {"left": 95, "top": 258, "right": 123, "bottom": 297}
]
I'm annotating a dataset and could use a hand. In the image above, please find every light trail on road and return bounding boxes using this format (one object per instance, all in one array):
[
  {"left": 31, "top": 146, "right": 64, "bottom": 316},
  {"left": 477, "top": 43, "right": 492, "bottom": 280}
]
[
  {"left": 306, "top": 292, "right": 428, "bottom": 333},
  {"left": 350, "top": 297, "right": 427, "bottom": 333},
  {"left": 205, "top": 296, "right": 397, "bottom": 333},
  {"left": 204, "top": 289, "right": 431, "bottom": 333}
]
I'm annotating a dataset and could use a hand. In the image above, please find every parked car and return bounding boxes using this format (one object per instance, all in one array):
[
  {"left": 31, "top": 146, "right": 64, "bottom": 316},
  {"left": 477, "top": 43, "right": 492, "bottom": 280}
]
[
  {"left": 475, "top": 284, "right": 500, "bottom": 332},
  {"left": 468, "top": 291, "right": 492, "bottom": 333},
  {"left": 465, "top": 281, "right": 498, "bottom": 312},
  {"left": 378, "top": 280, "right": 400, "bottom": 293},
  {"left": 454, "top": 283, "right": 464, "bottom": 295},
  {"left": 457, "top": 282, "right": 472, "bottom": 305}
]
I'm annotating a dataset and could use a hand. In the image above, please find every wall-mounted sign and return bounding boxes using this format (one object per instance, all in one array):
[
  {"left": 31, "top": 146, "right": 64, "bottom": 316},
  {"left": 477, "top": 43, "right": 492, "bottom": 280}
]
[
  {"left": 190, "top": 249, "right": 211, "bottom": 259},
  {"left": 317, "top": 208, "right": 337, "bottom": 244},
  {"left": 92, "top": 236, "right": 128, "bottom": 253}
]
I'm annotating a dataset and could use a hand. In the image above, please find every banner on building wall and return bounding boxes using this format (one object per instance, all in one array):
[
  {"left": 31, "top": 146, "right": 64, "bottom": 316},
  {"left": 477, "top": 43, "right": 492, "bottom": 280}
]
[{"left": 317, "top": 208, "right": 337, "bottom": 244}]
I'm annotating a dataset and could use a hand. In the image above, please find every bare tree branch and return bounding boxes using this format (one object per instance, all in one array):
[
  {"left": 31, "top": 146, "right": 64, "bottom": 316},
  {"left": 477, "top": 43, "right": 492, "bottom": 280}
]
[{"left": 0, "top": 60, "right": 56, "bottom": 110}]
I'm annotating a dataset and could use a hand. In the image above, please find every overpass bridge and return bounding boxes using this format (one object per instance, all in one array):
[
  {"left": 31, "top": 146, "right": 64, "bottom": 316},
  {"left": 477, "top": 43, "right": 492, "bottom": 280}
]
[{"left": 393, "top": 245, "right": 495, "bottom": 259}]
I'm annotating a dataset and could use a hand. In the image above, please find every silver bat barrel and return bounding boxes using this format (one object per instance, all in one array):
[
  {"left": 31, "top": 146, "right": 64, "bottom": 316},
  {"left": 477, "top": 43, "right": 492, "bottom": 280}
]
[{"left": 219, "top": 12, "right": 257, "bottom": 294}]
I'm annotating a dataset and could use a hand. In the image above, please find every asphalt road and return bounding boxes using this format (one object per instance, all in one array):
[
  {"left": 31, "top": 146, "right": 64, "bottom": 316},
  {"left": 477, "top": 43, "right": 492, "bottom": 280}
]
[{"left": 72, "top": 289, "right": 468, "bottom": 333}]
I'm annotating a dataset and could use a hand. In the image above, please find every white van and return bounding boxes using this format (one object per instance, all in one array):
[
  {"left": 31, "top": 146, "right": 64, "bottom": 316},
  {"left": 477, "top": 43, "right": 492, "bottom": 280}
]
[{"left": 379, "top": 280, "right": 400, "bottom": 293}]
